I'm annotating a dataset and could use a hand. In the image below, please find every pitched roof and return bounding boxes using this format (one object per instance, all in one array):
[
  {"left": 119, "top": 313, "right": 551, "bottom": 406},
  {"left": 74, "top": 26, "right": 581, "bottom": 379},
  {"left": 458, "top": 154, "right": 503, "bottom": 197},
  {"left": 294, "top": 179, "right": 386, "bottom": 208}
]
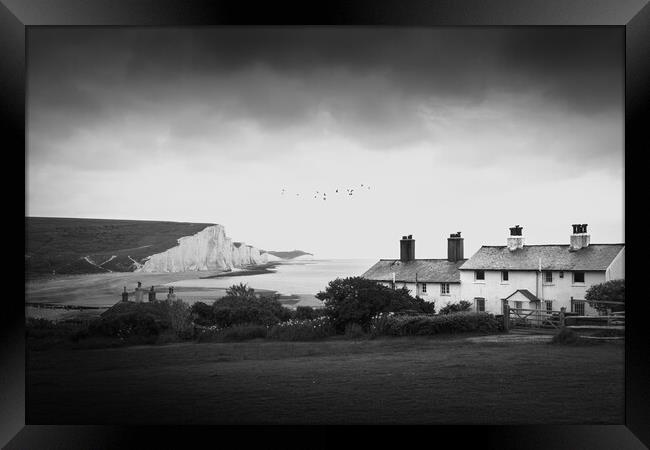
[
  {"left": 362, "top": 259, "right": 466, "bottom": 283},
  {"left": 505, "top": 289, "right": 541, "bottom": 302},
  {"left": 459, "top": 244, "right": 624, "bottom": 271}
]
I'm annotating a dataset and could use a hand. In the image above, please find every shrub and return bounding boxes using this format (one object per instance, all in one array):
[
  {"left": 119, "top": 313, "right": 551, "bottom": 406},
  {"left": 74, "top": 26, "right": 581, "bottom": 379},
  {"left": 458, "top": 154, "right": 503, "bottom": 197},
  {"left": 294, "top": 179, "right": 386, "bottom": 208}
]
[
  {"left": 370, "top": 312, "right": 501, "bottom": 337},
  {"left": 267, "top": 317, "right": 336, "bottom": 341},
  {"left": 169, "top": 298, "right": 193, "bottom": 339},
  {"left": 226, "top": 282, "right": 257, "bottom": 299},
  {"left": 294, "top": 306, "right": 320, "bottom": 320},
  {"left": 369, "top": 312, "right": 395, "bottom": 337},
  {"left": 88, "top": 301, "right": 172, "bottom": 341},
  {"left": 196, "top": 323, "right": 268, "bottom": 342},
  {"left": 585, "top": 279, "right": 625, "bottom": 313},
  {"left": 26, "top": 317, "right": 56, "bottom": 330},
  {"left": 551, "top": 327, "right": 579, "bottom": 345},
  {"left": 316, "top": 277, "right": 434, "bottom": 332},
  {"left": 344, "top": 322, "right": 366, "bottom": 339},
  {"left": 89, "top": 313, "right": 167, "bottom": 340},
  {"left": 190, "top": 301, "right": 215, "bottom": 326},
  {"left": 212, "top": 294, "right": 292, "bottom": 327},
  {"left": 438, "top": 300, "right": 473, "bottom": 315}
]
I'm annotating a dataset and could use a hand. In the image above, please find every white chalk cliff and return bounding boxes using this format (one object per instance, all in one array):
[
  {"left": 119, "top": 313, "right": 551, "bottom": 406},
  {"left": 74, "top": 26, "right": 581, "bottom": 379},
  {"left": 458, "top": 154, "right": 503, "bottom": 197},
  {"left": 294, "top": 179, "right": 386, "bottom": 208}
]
[{"left": 137, "top": 224, "right": 268, "bottom": 273}]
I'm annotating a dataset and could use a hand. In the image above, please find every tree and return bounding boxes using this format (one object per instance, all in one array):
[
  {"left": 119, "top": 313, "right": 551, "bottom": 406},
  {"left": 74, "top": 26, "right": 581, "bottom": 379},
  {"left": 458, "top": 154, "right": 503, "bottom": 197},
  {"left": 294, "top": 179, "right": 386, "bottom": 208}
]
[
  {"left": 315, "top": 276, "right": 432, "bottom": 331},
  {"left": 212, "top": 292, "right": 292, "bottom": 327},
  {"left": 226, "top": 282, "right": 256, "bottom": 299},
  {"left": 585, "top": 279, "right": 625, "bottom": 313}
]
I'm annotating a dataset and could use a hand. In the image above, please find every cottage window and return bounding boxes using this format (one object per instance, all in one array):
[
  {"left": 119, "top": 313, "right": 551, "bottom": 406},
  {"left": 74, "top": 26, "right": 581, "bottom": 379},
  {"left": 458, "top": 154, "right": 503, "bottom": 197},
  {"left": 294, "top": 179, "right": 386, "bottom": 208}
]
[
  {"left": 545, "top": 300, "right": 553, "bottom": 312},
  {"left": 475, "top": 270, "right": 485, "bottom": 281},
  {"left": 421, "top": 283, "right": 427, "bottom": 293},
  {"left": 544, "top": 271, "right": 553, "bottom": 283},
  {"left": 440, "top": 283, "right": 450, "bottom": 295},
  {"left": 573, "top": 272, "right": 585, "bottom": 283},
  {"left": 559, "top": 271, "right": 564, "bottom": 278},
  {"left": 501, "top": 270, "right": 509, "bottom": 282},
  {"left": 475, "top": 298, "right": 485, "bottom": 312}
]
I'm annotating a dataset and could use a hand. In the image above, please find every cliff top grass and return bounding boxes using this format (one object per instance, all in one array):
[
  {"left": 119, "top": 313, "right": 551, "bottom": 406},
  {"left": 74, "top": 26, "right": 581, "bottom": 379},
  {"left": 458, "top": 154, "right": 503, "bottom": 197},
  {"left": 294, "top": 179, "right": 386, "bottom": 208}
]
[{"left": 25, "top": 217, "right": 215, "bottom": 276}]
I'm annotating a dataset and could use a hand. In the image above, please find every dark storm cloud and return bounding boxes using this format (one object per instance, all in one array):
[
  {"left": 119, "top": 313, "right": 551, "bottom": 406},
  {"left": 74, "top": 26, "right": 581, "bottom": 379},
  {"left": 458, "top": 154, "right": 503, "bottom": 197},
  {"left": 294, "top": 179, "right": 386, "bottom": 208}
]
[{"left": 28, "top": 27, "right": 622, "bottom": 169}]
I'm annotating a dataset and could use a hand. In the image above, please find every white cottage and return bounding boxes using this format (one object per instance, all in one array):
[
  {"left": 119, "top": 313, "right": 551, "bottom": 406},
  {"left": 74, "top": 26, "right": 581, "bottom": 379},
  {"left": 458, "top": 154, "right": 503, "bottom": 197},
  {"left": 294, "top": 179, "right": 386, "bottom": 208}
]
[
  {"left": 361, "top": 233, "right": 467, "bottom": 305},
  {"left": 459, "top": 224, "right": 625, "bottom": 315}
]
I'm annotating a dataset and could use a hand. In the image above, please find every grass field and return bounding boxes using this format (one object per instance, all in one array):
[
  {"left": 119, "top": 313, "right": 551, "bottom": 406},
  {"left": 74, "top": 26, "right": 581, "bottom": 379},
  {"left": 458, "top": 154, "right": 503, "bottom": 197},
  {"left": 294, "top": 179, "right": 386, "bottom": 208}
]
[{"left": 26, "top": 335, "right": 624, "bottom": 425}]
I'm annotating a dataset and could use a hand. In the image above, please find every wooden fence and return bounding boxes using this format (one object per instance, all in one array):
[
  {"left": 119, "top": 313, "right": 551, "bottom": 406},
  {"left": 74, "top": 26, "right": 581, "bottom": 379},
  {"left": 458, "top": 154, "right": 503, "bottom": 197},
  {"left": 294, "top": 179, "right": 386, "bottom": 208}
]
[{"left": 501, "top": 299, "right": 625, "bottom": 335}]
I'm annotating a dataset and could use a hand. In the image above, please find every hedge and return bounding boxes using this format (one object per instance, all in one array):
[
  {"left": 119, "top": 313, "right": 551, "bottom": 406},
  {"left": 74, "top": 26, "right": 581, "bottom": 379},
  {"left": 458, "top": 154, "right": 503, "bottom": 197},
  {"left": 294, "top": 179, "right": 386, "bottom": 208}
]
[{"left": 370, "top": 312, "right": 502, "bottom": 336}]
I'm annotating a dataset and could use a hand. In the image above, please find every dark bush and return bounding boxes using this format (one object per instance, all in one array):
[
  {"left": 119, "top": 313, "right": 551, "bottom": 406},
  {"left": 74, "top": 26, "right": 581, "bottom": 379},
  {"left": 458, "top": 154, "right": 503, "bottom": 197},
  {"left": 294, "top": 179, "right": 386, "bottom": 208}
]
[
  {"left": 212, "top": 294, "right": 293, "bottom": 327},
  {"left": 89, "top": 301, "right": 172, "bottom": 339},
  {"left": 344, "top": 323, "right": 366, "bottom": 339},
  {"left": 316, "top": 277, "right": 434, "bottom": 331},
  {"left": 551, "top": 327, "right": 579, "bottom": 345},
  {"left": 294, "top": 306, "right": 319, "bottom": 320},
  {"left": 196, "top": 323, "right": 268, "bottom": 342},
  {"left": 267, "top": 317, "right": 336, "bottom": 341},
  {"left": 585, "top": 279, "right": 624, "bottom": 313},
  {"left": 371, "top": 312, "right": 501, "bottom": 336},
  {"left": 438, "top": 300, "right": 473, "bottom": 315},
  {"left": 89, "top": 313, "right": 168, "bottom": 339},
  {"left": 190, "top": 301, "right": 215, "bottom": 326}
]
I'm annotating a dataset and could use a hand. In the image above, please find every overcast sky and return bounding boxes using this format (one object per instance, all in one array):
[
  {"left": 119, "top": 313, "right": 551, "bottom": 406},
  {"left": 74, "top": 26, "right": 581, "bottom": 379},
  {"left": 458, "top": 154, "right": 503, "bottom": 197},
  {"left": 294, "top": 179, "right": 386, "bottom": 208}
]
[{"left": 27, "top": 27, "right": 624, "bottom": 259}]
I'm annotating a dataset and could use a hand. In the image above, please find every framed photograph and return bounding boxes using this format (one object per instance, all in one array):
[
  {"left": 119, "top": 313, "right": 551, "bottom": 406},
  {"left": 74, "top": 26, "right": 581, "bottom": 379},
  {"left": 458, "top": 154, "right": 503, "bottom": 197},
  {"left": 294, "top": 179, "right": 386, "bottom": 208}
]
[{"left": 4, "top": 0, "right": 648, "bottom": 448}]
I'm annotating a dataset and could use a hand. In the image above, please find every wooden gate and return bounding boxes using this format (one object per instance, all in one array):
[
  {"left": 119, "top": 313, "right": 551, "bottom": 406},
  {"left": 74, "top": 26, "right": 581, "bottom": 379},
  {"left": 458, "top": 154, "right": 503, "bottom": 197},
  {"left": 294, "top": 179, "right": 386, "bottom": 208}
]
[{"left": 501, "top": 299, "right": 566, "bottom": 331}]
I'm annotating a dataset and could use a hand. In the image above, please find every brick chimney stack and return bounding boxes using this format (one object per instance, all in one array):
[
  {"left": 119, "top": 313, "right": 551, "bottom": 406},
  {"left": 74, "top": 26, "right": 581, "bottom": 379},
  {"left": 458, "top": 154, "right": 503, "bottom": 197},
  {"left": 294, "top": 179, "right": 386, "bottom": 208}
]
[
  {"left": 448, "top": 232, "right": 464, "bottom": 262},
  {"left": 569, "top": 224, "right": 590, "bottom": 251},
  {"left": 507, "top": 225, "right": 524, "bottom": 251},
  {"left": 400, "top": 235, "right": 415, "bottom": 262}
]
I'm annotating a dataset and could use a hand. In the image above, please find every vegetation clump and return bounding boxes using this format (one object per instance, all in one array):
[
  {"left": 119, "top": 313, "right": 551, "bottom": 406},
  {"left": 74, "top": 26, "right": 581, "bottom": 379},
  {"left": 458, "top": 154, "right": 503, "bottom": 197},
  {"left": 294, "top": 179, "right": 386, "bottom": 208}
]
[
  {"left": 585, "top": 279, "right": 624, "bottom": 313},
  {"left": 267, "top": 317, "right": 336, "bottom": 341},
  {"left": 315, "top": 277, "right": 435, "bottom": 332},
  {"left": 551, "top": 327, "right": 579, "bottom": 345},
  {"left": 370, "top": 311, "right": 501, "bottom": 337},
  {"left": 438, "top": 300, "right": 472, "bottom": 315},
  {"left": 211, "top": 283, "right": 292, "bottom": 327}
]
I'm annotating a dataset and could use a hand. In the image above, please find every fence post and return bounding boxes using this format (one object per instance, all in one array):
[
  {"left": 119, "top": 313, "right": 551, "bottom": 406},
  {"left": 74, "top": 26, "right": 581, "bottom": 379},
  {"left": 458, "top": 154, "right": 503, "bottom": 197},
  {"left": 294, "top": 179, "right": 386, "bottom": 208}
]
[
  {"left": 502, "top": 299, "right": 510, "bottom": 332},
  {"left": 607, "top": 307, "right": 612, "bottom": 326},
  {"left": 559, "top": 306, "right": 566, "bottom": 328}
]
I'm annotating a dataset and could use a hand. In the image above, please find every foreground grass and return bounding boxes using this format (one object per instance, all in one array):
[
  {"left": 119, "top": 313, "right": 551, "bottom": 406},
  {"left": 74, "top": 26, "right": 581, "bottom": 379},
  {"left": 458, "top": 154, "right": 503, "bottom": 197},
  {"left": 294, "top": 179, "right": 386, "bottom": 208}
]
[{"left": 27, "top": 336, "right": 623, "bottom": 424}]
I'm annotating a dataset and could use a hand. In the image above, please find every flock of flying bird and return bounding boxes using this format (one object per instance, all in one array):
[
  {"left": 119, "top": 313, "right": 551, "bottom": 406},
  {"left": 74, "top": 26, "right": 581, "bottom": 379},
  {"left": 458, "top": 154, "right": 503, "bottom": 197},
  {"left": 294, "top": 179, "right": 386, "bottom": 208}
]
[{"left": 280, "top": 184, "right": 371, "bottom": 200}]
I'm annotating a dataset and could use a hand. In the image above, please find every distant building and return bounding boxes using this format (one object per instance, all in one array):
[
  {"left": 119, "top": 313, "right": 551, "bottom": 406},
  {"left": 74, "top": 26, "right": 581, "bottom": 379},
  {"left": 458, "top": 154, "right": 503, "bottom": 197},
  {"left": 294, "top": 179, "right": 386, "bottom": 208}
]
[
  {"left": 361, "top": 233, "right": 467, "bottom": 304},
  {"left": 459, "top": 224, "right": 625, "bottom": 315}
]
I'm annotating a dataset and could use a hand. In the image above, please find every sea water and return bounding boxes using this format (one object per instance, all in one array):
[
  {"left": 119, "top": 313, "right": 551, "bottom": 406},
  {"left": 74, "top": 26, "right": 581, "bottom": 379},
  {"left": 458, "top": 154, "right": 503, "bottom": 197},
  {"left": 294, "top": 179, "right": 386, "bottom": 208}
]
[
  {"left": 26, "top": 259, "right": 377, "bottom": 318},
  {"left": 167, "top": 258, "right": 376, "bottom": 307}
]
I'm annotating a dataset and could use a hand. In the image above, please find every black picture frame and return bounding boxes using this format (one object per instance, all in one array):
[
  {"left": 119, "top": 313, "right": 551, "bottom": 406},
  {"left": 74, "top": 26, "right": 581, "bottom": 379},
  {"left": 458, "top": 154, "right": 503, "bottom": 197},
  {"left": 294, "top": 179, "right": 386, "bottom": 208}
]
[{"left": 3, "top": 0, "right": 648, "bottom": 448}]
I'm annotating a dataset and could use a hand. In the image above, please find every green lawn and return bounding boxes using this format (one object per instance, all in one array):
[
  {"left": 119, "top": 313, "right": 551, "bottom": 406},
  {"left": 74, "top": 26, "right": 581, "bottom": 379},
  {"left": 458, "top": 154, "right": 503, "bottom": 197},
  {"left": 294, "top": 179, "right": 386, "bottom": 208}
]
[{"left": 26, "top": 336, "right": 624, "bottom": 424}]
